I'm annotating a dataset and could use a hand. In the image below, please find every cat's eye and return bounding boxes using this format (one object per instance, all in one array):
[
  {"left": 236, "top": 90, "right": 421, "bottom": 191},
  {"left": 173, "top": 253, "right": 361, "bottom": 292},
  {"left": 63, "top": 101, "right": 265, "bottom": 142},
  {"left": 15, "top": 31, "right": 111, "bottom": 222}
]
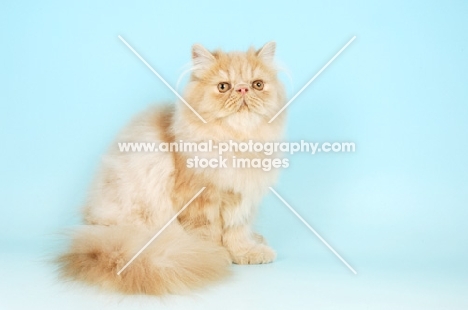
[
  {"left": 252, "top": 80, "right": 264, "bottom": 90},
  {"left": 217, "top": 82, "right": 231, "bottom": 93}
]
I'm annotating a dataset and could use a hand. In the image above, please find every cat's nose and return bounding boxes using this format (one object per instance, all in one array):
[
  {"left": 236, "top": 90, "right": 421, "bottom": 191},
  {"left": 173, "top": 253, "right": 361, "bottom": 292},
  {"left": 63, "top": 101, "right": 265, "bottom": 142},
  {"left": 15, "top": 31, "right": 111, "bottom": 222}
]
[{"left": 235, "top": 84, "right": 249, "bottom": 95}]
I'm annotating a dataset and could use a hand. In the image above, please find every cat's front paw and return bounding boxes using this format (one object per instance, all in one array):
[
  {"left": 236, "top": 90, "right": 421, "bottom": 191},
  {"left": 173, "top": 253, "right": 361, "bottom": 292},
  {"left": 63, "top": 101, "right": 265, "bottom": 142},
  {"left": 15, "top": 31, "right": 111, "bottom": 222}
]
[{"left": 231, "top": 244, "right": 276, "bottom": 265}]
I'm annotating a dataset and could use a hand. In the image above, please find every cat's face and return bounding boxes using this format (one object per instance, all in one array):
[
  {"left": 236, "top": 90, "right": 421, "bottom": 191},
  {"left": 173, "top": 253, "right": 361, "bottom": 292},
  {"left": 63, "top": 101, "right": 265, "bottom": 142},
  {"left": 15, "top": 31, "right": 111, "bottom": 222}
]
[{"left": 184, "top": 42, "right": 285, "bottom": 127}]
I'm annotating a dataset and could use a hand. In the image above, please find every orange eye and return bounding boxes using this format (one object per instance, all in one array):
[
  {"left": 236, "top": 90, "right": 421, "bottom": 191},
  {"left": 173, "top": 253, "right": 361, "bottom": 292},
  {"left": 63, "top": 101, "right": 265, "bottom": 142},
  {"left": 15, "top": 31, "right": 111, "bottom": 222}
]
[
  {"left": 217, "top": 82, "right": 231, "bottom": 93},
  {"left": 252, "top": 80, "right": 264, "bottom": 90}
]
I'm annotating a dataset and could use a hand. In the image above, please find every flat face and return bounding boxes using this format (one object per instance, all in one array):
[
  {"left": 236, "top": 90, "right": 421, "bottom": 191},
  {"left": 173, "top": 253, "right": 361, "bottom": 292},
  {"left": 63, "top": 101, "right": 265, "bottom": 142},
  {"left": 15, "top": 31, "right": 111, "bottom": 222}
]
[{"left": 186, "top": 45, "right": 285, "bottom": 126}]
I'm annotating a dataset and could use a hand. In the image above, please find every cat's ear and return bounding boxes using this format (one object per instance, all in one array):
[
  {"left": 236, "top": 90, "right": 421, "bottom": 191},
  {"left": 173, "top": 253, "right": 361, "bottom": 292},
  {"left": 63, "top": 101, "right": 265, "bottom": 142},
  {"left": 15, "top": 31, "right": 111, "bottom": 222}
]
[
  {"left": 256, "top": 41, "right": 276, "bottom": 63},
  {"left": 192, "top": 44, "right": 215, "bottom": 73}
]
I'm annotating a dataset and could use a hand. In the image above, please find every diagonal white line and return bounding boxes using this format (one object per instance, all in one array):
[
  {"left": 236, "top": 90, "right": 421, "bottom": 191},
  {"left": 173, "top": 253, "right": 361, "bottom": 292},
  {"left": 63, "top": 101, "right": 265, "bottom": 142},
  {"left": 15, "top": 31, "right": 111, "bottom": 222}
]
[
  {"left": 269, "top": 187, "right": 357, "bottom": 275},
  {"left": 118, "top": 35, "right": 207, "bottom": 124},
  {"left": 268, "top": 36, "right": 356, "bottom": 123},
  {"left": 117, "top": 187, "right": 206, "bottom": 275}
]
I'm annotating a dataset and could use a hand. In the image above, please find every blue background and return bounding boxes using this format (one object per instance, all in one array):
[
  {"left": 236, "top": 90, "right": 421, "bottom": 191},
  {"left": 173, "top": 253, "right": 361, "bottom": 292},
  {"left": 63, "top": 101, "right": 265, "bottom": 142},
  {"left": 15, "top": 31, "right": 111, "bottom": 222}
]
[{"left": 1, "top": 0, "right": 467, "bottom": 309}]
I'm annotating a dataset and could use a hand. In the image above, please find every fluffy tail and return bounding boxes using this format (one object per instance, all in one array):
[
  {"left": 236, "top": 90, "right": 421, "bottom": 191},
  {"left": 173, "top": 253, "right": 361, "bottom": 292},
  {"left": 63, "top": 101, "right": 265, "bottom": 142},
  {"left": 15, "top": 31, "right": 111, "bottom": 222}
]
[{"left": 57, "top": 224, "right": 231, "bottom": 295}]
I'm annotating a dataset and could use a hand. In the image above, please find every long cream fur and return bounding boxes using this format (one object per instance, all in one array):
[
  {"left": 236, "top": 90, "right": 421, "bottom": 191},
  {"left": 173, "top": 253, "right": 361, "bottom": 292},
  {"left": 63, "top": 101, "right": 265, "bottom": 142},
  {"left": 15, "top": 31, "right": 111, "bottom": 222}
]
[{"left": 57, "top": 42, "right": 287, "bottom": 295}]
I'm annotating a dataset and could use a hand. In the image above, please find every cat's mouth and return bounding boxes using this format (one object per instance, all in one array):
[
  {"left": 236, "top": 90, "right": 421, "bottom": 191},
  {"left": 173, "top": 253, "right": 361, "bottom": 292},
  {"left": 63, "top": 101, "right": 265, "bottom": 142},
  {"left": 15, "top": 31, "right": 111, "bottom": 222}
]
[
  {"left": 237, "top": 100, "right": 249, "bottom": 112},
  {"left": 226, "top": 94, "right": 263, "bottom": 116}
]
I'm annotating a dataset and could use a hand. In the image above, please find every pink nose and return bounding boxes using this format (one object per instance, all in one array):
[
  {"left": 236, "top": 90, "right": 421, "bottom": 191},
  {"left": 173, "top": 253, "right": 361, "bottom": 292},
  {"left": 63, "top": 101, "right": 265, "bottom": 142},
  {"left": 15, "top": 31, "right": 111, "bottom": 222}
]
[{"left": 236, "top": 87, "right": 248, "bottom": 95}]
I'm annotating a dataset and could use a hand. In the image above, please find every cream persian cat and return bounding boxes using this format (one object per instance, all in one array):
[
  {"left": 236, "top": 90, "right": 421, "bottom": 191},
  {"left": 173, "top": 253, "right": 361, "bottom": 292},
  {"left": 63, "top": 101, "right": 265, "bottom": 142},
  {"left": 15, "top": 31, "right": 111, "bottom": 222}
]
[{"left": 58, "top": 42, "right": 287, "bottom": 295}]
